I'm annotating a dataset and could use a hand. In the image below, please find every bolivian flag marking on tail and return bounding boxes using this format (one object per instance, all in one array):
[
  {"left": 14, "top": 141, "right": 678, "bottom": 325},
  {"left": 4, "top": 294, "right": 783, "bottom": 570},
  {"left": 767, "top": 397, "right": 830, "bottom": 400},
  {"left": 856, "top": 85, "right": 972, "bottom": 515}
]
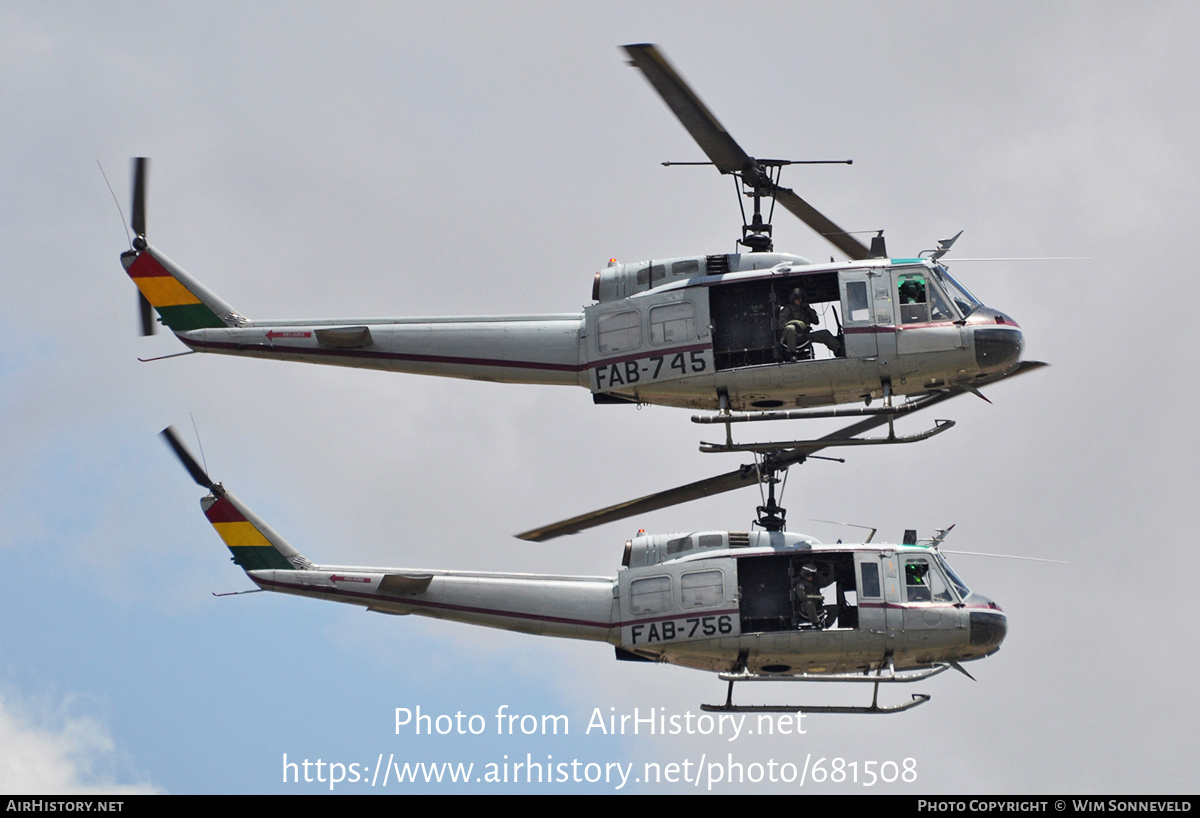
[
  {"left": 202, "top": 494, "right": 295, "bottom": 571},
  {"left": 125, "top": 251, "right": 227, "bottom": 332}
]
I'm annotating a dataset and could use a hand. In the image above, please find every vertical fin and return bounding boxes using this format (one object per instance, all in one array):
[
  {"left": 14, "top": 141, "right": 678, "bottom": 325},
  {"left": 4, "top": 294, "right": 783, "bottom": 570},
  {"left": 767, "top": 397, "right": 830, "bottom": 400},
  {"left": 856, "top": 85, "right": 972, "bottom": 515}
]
[
  {"left": 123, "top": 248, "right": 240, "bottom": 333},
  {"left": 161, "top": 425, "right": 309, "bottom": 572},
  {"left": 201, "top": 489, "right": 311, "bottom": 571}
]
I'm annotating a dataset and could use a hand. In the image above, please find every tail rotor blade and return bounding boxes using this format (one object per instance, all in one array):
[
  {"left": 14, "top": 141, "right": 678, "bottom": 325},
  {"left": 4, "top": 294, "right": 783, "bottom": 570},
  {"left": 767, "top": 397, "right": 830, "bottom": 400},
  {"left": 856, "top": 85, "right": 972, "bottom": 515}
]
[
  {"left": 130, "top": 157, "right": 155, "bottom": 335},
  {"left": 139, "top": 292, "right": 156, "bottom": 336},
  {"left": 130, "top": 157, "right": 148, "bottom": 247},
  {"left": 160, "top": 426, "right": 214, "bottom": 490}
]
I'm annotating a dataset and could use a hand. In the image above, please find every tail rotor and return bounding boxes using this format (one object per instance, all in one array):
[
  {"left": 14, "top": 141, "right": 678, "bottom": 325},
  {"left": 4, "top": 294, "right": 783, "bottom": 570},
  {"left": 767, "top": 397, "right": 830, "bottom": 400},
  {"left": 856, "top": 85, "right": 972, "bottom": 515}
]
[
  {"left": 129, "top": 157, "right": 156, "bottom": 335},
  {"left": 160, "top": 425, "right": 217, "bottom": 492}
]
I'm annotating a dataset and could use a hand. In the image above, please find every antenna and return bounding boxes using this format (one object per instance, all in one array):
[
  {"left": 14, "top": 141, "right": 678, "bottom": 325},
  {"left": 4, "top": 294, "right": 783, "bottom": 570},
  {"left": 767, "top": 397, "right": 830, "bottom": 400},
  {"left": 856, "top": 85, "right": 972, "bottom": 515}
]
[{"left": 189, "top": 413, "right": 209, "bottom": 479}]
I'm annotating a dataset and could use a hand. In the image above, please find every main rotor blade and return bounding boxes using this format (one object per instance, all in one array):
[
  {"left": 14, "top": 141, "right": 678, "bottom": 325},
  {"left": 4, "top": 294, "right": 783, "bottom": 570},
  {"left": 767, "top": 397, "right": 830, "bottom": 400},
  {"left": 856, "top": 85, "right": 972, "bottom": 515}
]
[
  {"left": 517, "top": 458, "right": 786, "bottom": 543},
  {"left": 517, "top": 396, "right": 961, "bottom": 543},
  {"left": 623, "top": 44, "right": 751, "bottom": 176},
  {"left": 523, "top": 360, "right": 1051, "bottom": 542},
  {"left": 131, "top": 157, "right": 148, "bottom": 239},
  {"left": 160, "top": 426, "right": 214, "bottom": 490},
  {"left": 773, "top": 187, "right": 870, "bottom": 260},
  {"left": 624, "top": 45, "right": 870, "bottom": 260}
]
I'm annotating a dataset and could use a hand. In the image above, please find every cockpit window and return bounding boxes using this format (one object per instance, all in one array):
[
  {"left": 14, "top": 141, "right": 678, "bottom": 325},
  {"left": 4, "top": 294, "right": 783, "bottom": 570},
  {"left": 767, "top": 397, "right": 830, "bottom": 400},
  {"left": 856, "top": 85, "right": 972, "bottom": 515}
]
[
  {"left": 928, "top": 281, "right": 955, "bottom": 321},
  {"left": 935, "top": 553, "right": 971, "bottom": 599},
  {"left": 897, "top": 274, "right": 929, "bottom": 325},
  {"left": 934, "top": 265, "right": 982, "bottom": 318},
  {"left": 904, "top": 557, "right": 954, "bottom": 603}
]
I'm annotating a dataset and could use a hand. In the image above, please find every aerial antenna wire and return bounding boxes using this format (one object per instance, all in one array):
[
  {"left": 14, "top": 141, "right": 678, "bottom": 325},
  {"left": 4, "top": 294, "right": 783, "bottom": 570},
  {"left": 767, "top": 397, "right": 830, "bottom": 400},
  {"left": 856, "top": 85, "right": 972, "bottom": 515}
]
[
  {"left": 938, "top": 550, "right": 1067, "bottom": 564},
  {"left": 189, "top": 412, "right": 209, "bottom": 479},
  {"left": 98, "top": 160, "right": 132, "bottom": 247}
]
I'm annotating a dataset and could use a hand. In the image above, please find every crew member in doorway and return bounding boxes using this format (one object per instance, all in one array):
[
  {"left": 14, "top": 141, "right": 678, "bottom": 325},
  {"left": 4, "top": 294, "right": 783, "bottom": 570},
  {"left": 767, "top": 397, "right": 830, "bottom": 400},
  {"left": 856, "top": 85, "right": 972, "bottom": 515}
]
[
  {"left": 796, "top": 564, "right": 826, "bottom": 628},
  {"left": 779, "top": 288, "right": 843, "bottom": 360}
]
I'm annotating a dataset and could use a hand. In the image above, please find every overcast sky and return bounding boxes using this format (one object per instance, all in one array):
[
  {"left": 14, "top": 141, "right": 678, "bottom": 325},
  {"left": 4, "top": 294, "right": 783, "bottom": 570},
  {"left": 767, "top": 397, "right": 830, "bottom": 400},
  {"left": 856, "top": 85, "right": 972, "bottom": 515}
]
[{"left": 2, "top": 1, "right": 1197, "bottom": 794}]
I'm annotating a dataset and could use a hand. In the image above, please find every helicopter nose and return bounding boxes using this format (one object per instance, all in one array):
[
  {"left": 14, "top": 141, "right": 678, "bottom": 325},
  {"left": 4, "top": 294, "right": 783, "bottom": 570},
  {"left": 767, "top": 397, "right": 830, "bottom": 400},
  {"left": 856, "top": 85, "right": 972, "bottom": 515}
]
[
  {"left": 967, "top": 602, "right": 1008, "bottom": 656},
  {"left": 971, "top": 310, "right": 1024, "bottom": 372}
]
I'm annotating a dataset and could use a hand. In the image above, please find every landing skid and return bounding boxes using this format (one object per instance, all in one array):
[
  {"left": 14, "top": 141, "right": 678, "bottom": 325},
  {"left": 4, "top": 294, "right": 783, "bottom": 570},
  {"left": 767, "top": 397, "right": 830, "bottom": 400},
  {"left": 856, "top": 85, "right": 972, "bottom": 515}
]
[
  {"left": 699, "top": 419, "right": 954, "bottom": 454},
  {"left": 701, "top": 664, "right": 949, "bottom": 715},
  {"left": 691, "top": 390, "right": 952, "bottom": 425}
]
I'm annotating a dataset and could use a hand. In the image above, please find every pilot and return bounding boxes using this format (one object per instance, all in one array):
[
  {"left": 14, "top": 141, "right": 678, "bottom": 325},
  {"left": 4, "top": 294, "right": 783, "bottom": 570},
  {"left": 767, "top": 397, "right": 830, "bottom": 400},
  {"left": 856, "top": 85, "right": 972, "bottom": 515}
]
[
  {"left": 898, "top": 276, "right": 926, "bottom": 304},
  {"left": 905, "top": 562, "right": 932, "bottom": 602},
  {"left": 779, "top": 288, "right": 843, "bottom": 360}
]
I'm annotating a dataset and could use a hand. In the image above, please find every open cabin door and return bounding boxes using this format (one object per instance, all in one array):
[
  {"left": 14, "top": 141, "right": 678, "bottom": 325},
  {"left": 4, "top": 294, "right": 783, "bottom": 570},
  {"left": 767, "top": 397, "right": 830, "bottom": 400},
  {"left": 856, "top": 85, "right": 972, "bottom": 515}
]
[
  {"left": 710, "top": 271, "right": 841, "bottom": 371},
  {"left": 735, "top": 551, "right": 861, "bottom": 634}
]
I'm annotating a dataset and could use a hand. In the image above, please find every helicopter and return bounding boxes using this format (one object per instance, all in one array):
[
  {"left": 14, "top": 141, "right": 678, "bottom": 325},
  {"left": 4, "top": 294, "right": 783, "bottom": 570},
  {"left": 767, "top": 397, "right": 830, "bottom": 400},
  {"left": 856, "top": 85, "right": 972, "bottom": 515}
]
[
  {"left": 120, "top": 45, "right": 1039, "bottom": 451},
  {"left": 162, "top": 425, "right": 1007, "bottom": 714}
]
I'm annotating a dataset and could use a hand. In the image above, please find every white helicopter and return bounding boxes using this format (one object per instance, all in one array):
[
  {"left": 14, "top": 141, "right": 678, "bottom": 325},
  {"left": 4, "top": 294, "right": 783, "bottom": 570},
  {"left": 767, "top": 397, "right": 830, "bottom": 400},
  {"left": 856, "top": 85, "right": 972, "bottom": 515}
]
[
  {"left": 163, "top": 426, "right": 1007, "bottom": 714},
  {"left": 121, "top": 45, "right": 1041, "bottom": 452}
]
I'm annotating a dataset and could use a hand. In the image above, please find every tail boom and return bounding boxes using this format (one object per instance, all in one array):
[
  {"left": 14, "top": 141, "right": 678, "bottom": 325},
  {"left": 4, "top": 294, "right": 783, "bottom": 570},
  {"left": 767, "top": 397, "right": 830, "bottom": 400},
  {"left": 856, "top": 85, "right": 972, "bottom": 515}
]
[
  {"left": 122, "top": 244, "right": 585, "bottom": 386},
  {"left": 248, "top": 567, "right": 620, "bottom": 643},
  {"left": 175, "top": 316, "right": 586, "bottom": 386}
]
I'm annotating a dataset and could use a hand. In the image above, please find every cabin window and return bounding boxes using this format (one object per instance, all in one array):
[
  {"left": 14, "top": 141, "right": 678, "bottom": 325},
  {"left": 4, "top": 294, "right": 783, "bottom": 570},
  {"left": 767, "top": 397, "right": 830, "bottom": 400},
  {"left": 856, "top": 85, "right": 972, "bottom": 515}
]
[
  {"left": 649, "top": 302, "right": 696, "bottom": 345},
  {"left": 672, "top": 259, "right": 700, "bottom": 276},
  {"left": 597, "top": 310, "right": 642, "bottom": 353},
  {"left": 630, "top": 576, "right": 672, "bottom": 614},
  {"left": 697, "top": 533, "right": 724, "bottom": 550},
  {"left": 903, "top": 558, "right": 953, "bottom": 603},
  {"left": 666, "top": 536, "right": 693, "bottom": 556},
  {"left": 846, "top": 280, "right": 870, "bottom": 322},
  {"left": 860, "top": 562, "right": 881, "bottom": 598},
  {"left": 635, "top": 264, "right": 666, "bottom": 286},
  {"left": 681, "top": 570, "right": 724, "bottom": 608}
]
